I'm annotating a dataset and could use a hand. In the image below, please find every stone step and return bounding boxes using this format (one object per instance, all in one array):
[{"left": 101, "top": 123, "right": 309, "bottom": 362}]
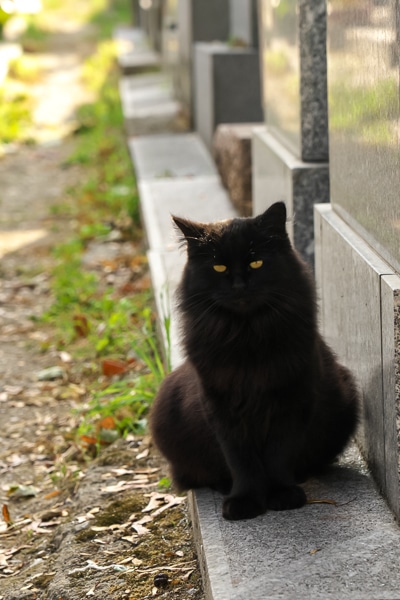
[
  {"left": 118, "top": 27, "right": 400, "bottom": 600},
  {"left": 120, "top": 74, "right": 184, "bottom": 136},
  {"left": 113, "top": 26, "right": 159, "bottom": 74}
]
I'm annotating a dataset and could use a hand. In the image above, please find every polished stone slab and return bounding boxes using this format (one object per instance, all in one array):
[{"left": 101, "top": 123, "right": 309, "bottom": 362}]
[
  {"left": 176, "top": 0, "right": 230, "bottom": 120},
  {"left": 253, "top": 127, "right": 329, "bottom": 265},
  {"left": 194, "top": 42, "right": 263, "bottom": 148},
  {"left": 315, "top": 204, "right": 400, "bottom": 519},
  {"left": 381, "top": 274, "right": 400, "bottom": 518},
  {"left": 327, "top": 0, "right": 400, "bottom": 272},
  {"left": 259, "top": 0, "right": 328, "bottom": 161}
]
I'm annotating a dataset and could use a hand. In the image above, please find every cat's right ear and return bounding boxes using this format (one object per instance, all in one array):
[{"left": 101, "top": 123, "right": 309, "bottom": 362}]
[
  {"left": 257, "top": 201, "right": 287, "bottom": 233},
  {"left": 172, "top": 216, "right": 207, "bottom": 247}
]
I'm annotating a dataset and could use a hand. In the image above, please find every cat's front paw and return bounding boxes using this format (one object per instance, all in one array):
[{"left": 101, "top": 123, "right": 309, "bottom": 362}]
[
  {"left": 222, "top": 495, "right": 265, "bottom": 520},
  {"left": 267, "top": 485, "right": 306, "bottom": 511}
]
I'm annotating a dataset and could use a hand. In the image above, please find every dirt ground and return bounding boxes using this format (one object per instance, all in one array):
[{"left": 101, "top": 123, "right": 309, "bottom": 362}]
[{"left": 0, "top": 15, "right": 203, "bottom": 600}]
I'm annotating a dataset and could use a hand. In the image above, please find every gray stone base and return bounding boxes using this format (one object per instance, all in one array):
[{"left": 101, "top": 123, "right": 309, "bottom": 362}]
[
  {"left": 252, "top": 127, "right": 329, "bottom": 266},
  {"left": 194, "top": 42, "right": 263, "bottom": 149},
  {"left": 315, "top": 204, "right": 400, "bottom": 519},
  {"left": 190, "top": 445, "right": 400, "bottom": 600},
  {"left": 172, "top": 0, "right": 230, "bottom": 127}
]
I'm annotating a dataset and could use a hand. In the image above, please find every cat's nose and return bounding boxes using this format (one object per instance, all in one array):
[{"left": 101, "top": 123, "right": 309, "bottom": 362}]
[{"left": 232, "top": 276, "right": 245, "bottom": 292}]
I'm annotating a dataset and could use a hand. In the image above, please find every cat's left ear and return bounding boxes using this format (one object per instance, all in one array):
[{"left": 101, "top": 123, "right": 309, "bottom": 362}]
[
  {"left": 256, "top": 201, "right": 287, "bottom": 232},
  {"left": 172, "top": 216, "right": 207, "bottom": 245}
]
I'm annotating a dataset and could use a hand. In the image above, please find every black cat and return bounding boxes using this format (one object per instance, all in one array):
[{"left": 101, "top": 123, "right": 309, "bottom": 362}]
[{"left": 150, "top": 202, "right": 359, "bottom": 520}]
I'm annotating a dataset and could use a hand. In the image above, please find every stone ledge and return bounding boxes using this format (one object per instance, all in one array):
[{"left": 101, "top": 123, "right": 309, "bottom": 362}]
[
  {"left": 119, "top": 75, "right": 185, "bottom": 136},
  {"left": 128, "top": 132, "right": 218, "bottom": 180},
  {"left": 113, "top": 26, "right": 159, "bottom": 74},
  {"left": 190, "top": 446, "right": 400, "bottom": 600},
  {"left": 129, "top": 132, "right": 237, "bottom": 369}
]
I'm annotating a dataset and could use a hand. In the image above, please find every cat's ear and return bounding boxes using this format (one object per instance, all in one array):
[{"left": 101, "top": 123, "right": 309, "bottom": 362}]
[
  {"left": 257, "top": 202, "right": 287, "bottom": 232},
  {"left": 172, "top": 216, "right": 207, "bottom": 245}
]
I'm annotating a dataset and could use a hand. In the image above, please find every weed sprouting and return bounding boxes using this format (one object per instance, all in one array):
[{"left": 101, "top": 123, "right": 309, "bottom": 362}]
[{"left": 39, "top": 0, "right": 166, "bottom": 446}]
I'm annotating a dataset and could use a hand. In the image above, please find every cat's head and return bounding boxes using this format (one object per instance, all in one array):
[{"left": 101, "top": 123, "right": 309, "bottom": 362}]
[{"left": 173, "top": 202, "right": 299, "bottom": 315}]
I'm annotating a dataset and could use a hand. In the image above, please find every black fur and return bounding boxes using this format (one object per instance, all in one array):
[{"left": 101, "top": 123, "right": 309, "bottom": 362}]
[{"left": 150, "top": 202, "right": 359, "bottom": 520}]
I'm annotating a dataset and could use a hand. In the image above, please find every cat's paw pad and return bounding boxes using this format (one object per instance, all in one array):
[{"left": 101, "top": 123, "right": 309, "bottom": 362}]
[
  {"left": 222, "top": 495, "right": 265, "bottom": 520},
  {"left": 267, "top": 485, "right": 306, "bottom": 511}
]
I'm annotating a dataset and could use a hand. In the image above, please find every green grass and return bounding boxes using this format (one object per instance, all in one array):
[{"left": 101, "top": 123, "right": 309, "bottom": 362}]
[
  {"left": 0, "top": 86, "right": 33, "bottom": 144},
  {"left": 8, "top": 55, "right": 43, "bottom": 83},
  {"left": 0, "top": 0, "right": 164, "bottom": 445},
  {"left": 39, "top": 0, "right": 168, "bottom": 445},
  {"left": 20, "top": 18, "right": 49, "bottom": 52}
]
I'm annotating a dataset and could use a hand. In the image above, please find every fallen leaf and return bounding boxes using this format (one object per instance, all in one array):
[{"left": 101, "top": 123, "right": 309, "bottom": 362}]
[
  {"left": 121, "top": 535, "right": 137, "bottom": 544},
  {"left": 80, "top": 434, "right": 98, "bottom": 446},
  {"left": 101, "top": 358, "right": 128, "bottom": 376},
  {"left": 151, "top": 495, "right": 185, "bottom": 518},
  {"left": 182, "top": 569, "right": 195, "bottom": 580},
  {"left": 0, "top": 553, "right": 8, "bottom": 567},
  {"left": 142, "top": 493, "right": 165, "bottom": 513},
  {"left": 101, "top": 480, "right": 155, "bottom": 494},
  {"left": 307, "top": 498, "right": 337, "bottom": 506},
  {"left": 3, "top": 386, "right": 23, "bottom": 396},
  {"left": 131, "top": 523, "right": 150, "bottom": 535},
  {"left": 37, "top": 367, "right": 64, "bottom": 381},
  {"left": 7, "top": 485, "right": 39, "bottom": 498},
  {"left": 136, "top": 448, "right": 149, "bottom": 460},
  {"left": 1, "top": 505, "right": 12, "bottom": 526},
  {"left": 73, "top": 314, "right": 90, "bottom": 337},
  {"left": 44, "top": 490, "right": 61, "bottom": 500},
  {"left": 97, "top": 416, "right": 116, "bottom": 430},
  {"left": 142, "top": 492, "right": 185, "bottom": 517},
  {"left": 59, "top": 351, "right": 72, "bottom": 363}
]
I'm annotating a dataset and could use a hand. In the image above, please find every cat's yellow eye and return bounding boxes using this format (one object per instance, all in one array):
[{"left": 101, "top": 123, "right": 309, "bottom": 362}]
[
  {"left": 213, "top": 264, "right": 227, "bottom": 273},
  {"left": 249, "top": 260, "right": 263, "bottom": 269}
]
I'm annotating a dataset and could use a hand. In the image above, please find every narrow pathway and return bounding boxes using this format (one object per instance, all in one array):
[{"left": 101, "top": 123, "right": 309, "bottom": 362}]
[{"left": 0, "top": 15, "right": 203, "bottom": 600}]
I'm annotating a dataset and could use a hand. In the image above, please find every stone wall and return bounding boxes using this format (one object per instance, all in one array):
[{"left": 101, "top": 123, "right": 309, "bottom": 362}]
[{"left": 315, "top": 0, "right": 400, "bottom": 518}]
